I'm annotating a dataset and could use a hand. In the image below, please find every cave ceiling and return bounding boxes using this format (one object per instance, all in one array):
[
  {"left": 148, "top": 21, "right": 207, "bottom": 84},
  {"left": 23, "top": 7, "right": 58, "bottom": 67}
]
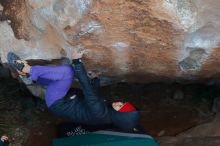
[{"left": 1, "top": 0, "right": 220, "bottom": 83}]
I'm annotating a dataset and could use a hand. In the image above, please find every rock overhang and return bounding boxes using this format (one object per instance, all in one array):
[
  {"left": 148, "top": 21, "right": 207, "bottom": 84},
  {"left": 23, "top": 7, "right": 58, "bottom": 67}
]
[{"left": 1, "top": 0, "right": 220, "bottom": 83}]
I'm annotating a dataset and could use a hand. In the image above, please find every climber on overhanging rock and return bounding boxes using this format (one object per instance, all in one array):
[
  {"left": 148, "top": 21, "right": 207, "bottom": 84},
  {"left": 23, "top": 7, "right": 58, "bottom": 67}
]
[{"left": 7, "top": 51, "right": 140, "bottom": 131}]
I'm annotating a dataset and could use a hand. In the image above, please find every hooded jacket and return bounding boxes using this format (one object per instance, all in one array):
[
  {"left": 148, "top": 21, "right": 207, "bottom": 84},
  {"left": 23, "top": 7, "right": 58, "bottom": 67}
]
[{"left": 49, "top": 60, "right": 139, "bottom": 131}]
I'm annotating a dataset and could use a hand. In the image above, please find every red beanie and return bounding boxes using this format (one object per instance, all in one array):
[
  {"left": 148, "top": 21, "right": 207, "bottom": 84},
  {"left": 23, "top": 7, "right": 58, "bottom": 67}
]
[{"left": 119, "top": 102, "right": 136, "bottom": 112}]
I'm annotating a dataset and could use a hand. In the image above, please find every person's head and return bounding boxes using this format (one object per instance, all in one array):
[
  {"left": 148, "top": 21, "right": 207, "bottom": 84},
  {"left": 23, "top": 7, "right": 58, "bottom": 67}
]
[
  {"left": 110, "top": 101, "right": 139, "bottom": 131},
  {"left": 112, "top": 101, "right": 136, "bottom": 112}
]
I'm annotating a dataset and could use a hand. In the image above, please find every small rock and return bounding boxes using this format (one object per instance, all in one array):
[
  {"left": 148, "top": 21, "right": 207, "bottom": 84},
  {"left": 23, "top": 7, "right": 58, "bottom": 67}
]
[
  {"left": 212, "top": 97, "right": 220, "bottom": 113},
  {"left": 173, "top": 88, "right": 184, "bottom": 100},
  {"left": 46, "top": 121, "right": 51, "bottom": 124},
  {"left": 0, "top": 4, "right": 3, "bottom": 11},
  {"left": 158, "top": 130, "right": 166, "bottom": 137},
  {"left": 38, "top": 132, "right": 43, "bottom": 136}
]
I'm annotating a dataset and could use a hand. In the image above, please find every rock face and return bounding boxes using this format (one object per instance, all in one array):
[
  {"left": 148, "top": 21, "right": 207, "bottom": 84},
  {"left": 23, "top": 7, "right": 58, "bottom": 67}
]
[{"left": 1, "top": 0, "right": 220, "bottom": 83}]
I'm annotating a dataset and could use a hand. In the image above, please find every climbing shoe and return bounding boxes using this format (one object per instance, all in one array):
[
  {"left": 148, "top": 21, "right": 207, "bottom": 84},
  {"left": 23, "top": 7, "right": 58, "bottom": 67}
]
[{"left": 7, "top": 52, "right": 26, "bottom": 72}]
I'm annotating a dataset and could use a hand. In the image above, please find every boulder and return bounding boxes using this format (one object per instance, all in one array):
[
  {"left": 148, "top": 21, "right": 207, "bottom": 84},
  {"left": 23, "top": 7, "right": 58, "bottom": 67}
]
[{"left": 1, "top": 0, "right": 220, "bottom": 83}]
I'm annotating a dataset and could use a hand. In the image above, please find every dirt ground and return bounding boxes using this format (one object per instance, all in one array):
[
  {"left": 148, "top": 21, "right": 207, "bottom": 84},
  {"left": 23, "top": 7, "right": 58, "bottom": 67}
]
[{"left": 0, "top": 76, "right": 218, "bottom": 146}]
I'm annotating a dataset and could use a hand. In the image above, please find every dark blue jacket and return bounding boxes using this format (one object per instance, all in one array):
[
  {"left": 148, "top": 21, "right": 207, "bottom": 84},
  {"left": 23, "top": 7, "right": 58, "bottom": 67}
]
[
  {"left": 0, "top": 141, "right": 5, "bottom": 146},
  {"left": 49, "top": 60, "right": 139, "bottom": 131}
]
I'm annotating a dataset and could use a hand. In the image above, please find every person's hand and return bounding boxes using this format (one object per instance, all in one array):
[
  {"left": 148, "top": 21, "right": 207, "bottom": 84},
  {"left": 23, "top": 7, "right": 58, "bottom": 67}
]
[
  {"left": 1, "top": 136, "right": 8, "bottom": 142},
  {"left": 17, "top": 70, "right": 27, "bottom": 75},
  {"left": 88, "top": 71, "right": 102, "bottom": 79},
  {"left": 72, "top": 50, "right": 86, "bottom": 60}
]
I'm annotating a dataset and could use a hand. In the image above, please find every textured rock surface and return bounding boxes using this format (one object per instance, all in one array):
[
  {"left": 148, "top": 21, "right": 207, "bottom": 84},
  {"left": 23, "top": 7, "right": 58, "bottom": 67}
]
[
  {"left": 158, "top": 115, "right": 220, "bottom": 146},
  {"left": 1, "top": 0, "right": 220, "bottom": 83},
  {"left": 159, "top": 136, "right": 220, "bottom": 146}
]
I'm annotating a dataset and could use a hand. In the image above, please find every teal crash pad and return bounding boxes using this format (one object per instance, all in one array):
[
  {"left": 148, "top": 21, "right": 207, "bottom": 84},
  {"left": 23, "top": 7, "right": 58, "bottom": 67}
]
[{"left": 53, "top": 131, "right": 158, "bottom": 146}]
